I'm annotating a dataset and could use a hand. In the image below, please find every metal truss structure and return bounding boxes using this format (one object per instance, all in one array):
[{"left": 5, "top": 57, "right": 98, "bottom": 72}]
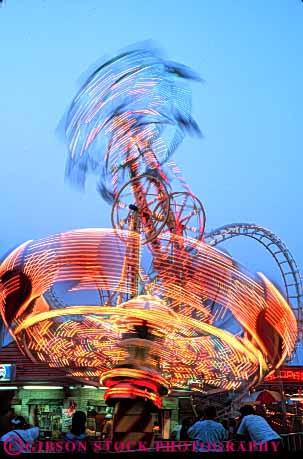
[{"left": 205, "top": 223, "right": 303, "bottom": 341}]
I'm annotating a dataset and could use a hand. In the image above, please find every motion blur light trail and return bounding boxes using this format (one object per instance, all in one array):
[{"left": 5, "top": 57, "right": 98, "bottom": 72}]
[
  {"left": 0, "top": 43, "right": 298, "bottom": 417},
  {"left": 0, "top": 229, "right": 297, "bottom": 395},
  {"left": 65, "top": 44, "right": 201, "bottom": 203}
]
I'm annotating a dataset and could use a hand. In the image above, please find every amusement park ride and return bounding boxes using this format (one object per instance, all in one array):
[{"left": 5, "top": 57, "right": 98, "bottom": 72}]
[{"left": 0, "top": 46, "right": 301, "bottom": 445}]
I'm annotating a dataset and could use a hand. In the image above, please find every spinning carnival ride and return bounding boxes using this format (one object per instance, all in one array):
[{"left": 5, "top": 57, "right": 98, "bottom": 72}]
[{"left": 0, "top": 46, "right": 299, "bottom": 441}]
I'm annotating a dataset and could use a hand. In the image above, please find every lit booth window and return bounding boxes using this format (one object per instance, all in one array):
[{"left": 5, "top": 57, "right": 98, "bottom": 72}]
[{"left": 27, "top": 399, "right": 64, "bottom": 439}]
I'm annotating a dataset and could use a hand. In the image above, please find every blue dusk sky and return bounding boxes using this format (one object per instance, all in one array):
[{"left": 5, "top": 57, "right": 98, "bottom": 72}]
[{"left": 0, "top": 0, "right": 302, "bottom": 302}]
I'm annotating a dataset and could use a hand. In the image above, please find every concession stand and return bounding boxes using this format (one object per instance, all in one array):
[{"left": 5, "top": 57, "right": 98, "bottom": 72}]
[{"left": 0, "top": 341, "right": 179, "bottom": 440}]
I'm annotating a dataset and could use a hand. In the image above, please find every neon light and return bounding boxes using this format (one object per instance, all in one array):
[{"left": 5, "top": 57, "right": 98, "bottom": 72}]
[
  {"left": 22, "top": 386, "right": 63, "bottom": 390},
  {"left": 0, "top": 386, "right": 18, "bottom": 390},
  {"left": 265, "top": 367, "right": 303, "bottom": 382}
]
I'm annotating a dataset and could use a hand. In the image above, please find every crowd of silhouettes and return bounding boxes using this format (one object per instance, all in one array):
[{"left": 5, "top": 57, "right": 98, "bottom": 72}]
[
  {"left": 1, "top": 390, "right": 283, "bottom": 454},
  {"left": 172, "top": 404, "right": 282, "bottom": 452}
]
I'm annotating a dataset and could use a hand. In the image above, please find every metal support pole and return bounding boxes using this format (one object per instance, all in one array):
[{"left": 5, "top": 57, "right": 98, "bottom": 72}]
[{"left": 112, "top": 399, "right": 154, "bottom": 448}]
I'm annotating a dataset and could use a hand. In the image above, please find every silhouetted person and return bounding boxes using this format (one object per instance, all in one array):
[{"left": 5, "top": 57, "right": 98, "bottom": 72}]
[
  {"left": 187, "top": 406, "right": 226, "bottom": 451},
  {"left": 0, "top": 416, "right": 39, "bottom": 453},
  {"left": 237, "top": 405, "right": 281, "bottom": 452},
  {"left": 0, "top": 407, "right": 13, "bottom": 438},
  {"left": 228, "top": 418, "right": 237, "bottom": 439},
  {"left": 101, "top": 414, "right": 113, "bottom": 440},
  {"left": 0, "top": 391, "right": 15, "bottom": 437},
  {"left": 221, "top": 419, "right": 230, "bottom": 439},
  {"left": 65, "top": 411, "right": 88, "bottom": 444},
  {"left": 95, "top": 409, "right": 104, "bottom": 437},
  {"left": 180, "top": 417, "right": 193, "bottom": 441}
]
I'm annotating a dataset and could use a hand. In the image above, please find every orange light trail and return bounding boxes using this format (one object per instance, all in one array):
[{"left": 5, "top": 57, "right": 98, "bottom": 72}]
[{"left": 0, "top": 229, "right": 297, "bottom": 396}]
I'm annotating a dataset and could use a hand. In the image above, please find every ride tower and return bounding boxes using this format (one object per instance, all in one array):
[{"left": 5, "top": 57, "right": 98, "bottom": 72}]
[{"left": 0, "top": 45, "right": 299, "bottom": 448}]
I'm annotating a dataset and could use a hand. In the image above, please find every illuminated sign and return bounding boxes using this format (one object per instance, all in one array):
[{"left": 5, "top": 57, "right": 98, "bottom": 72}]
[
  {"left": 0, "top": 364, "right": 16, "bottom": 381},
  {"left": 265, "top": 367, "right": 303, "bottom": 383}
]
